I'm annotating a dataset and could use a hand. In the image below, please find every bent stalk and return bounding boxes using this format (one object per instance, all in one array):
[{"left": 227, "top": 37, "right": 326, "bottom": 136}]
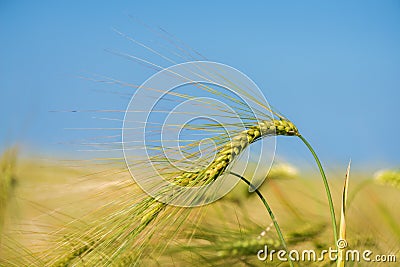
[{"left": 230, "top": 171, "right": 294, "bottom": 267}]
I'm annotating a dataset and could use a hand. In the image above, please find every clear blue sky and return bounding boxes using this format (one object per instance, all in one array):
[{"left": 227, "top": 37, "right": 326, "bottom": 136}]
[{"left": 1, "top": 1, "right": 399, "bottom": 170}]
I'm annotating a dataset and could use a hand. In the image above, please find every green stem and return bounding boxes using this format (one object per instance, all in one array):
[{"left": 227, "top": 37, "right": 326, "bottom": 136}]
[
  {"left": 230, "top": 172, "right": 294, "bottom": 267},
  {"left": 298, "top": 135, "right": 338, "bottom": 244}
]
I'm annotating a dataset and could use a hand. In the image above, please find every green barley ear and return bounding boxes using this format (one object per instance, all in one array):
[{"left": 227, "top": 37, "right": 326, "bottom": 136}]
[
  {"left": 374, "top": 169, "right": 400, "bottom": 189},
  {"left": 140, "top": 119, "right": 299, "bottom": 266},
  {"left": 337, "top": 160, "right": 351, "bottom": 267},
  {"left": 45, "top": 29, "right": 338, "bottom": 265},
  {"left": 46, "top": 118, "right": 300, "bottom": 266}
]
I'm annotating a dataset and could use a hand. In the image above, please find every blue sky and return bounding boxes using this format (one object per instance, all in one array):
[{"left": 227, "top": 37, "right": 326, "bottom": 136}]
[{"left": 1, "top": 1, "right": 399, "bottom": 170}]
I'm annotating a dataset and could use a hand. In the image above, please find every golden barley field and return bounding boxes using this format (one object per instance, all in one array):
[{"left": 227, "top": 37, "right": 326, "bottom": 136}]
[{"left": 0, "top": 149, "right": 398, "bottom": 266}]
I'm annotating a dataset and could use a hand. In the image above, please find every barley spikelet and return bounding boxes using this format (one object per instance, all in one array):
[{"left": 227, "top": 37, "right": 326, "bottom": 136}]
[
  {"left": 143, "top": 118, "right": 298, "bottom": 219},
  {"left": 133, "top": 119, "right": 298, "bottom": 240},
  {"left": 130, "top": 119, "right": 298, "bottom": 257},
  {"left": 174, "top": 119, "right": 298, "bottom": 187}
]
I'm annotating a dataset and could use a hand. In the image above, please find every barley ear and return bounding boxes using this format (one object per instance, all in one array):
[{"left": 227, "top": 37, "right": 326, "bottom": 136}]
[{"left": 337, "top": 160, "right": 351, "bottom": 267}]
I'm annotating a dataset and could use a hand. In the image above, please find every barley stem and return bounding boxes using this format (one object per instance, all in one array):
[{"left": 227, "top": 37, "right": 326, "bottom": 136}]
[
  {"left": 298, "top": 135, "right": 338, "bottom": 244},
  {"left": 230, "top": 172, "right": 294, "bottom": 267}
]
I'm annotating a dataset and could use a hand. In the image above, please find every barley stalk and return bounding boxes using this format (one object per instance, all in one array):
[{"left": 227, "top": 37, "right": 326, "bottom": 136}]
[
  {"left": 298, "top": 135, "right": 338, "bottom": 245},
  {"left": 230, "top": 171, "right": 293, "bottom": 266}
]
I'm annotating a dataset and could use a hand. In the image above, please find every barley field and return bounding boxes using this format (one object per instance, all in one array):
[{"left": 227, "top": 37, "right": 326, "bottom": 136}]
[{"left": 0, "top": 150, "right": 398, "bottom": 266}]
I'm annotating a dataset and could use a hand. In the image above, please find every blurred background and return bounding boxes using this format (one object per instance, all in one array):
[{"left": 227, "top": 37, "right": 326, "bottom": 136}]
[
  {"left": 1, "top": 2, "right": 399, "bottom": 266},
  {"left": 1, "top": 0, "right": 399, "bottom": 171}
]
